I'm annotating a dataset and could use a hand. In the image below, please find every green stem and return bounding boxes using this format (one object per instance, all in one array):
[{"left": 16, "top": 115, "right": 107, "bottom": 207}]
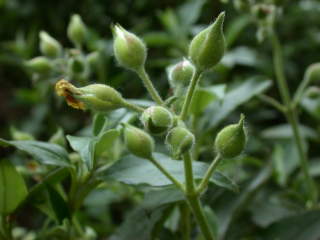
[
  {"left": 197, "top": 155, "right": 221, "bottom": 194},
  {"left": 183, "top": 152, "right": 215, "bottom": 240},
  {"left": 270, "top": 30, "right": 317, "bottom": 205},
  {"left": 187, "top": 196, "right": 214, "bottom": 240},
  {"left": 179, "top": 70, "right": 202, "bottom": 120},
  {"left": 137, "top": 67, "right": 164, "bottom": 105},
  {"left": 293, "top": 69, "right": 313, "bottom": 107},
  {"left": 180, "top": 203, "right": 191, "bottom": 240},
  {"left": 122, "top": 101, "right": 145, "bottom": 113},
  {"left": 183, "top": 152, "right": 196, "bottom": 195},
  {"left": 149, "top": 156, "right": 184, "bottom": 191},
  {"left": 257, "top": 94, "right": 286, "bottom": 113}
]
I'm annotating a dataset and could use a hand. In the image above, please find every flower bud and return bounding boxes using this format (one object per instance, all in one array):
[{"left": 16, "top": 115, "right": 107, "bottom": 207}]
[
  {"left": 215, "top": 114, "right": 247, "bottom": 158},
  {"left": 123, "top": 124, "right": 154, "bottom": 159},
  {"left": 55, "top": 80, "right": 126, "bottom": 112},
  {"left": 67, "top": 14, "right": 87, "bottom": 46},
  {"left": 188, "top": 12, "right": 226, "bottom": 71},
  {"left": 305, "top": 63, "right": 320, "bottom": 84},
  {"left": 166, "top": 127, "right": 195, "bottom": 157},
  {"left": 141, "top": 106, "right": 173, "bottom": 135},
  {"left": 168, "top": 59, "right": 195, "bottom": 87},
  {"left": 25, "top": 56, "right": 52, "bottom": 74},
  {"left": 306, "top": 86, "right": 320, "bottom": 99},
  {"left": 39, "top": 31, "right": 62, "bottom": 58},
  {"left": 112, "top": 24, "right": 147, "bottom": 71}
]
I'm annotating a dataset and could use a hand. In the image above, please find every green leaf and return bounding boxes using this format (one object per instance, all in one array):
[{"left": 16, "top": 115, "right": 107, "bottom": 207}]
[
  {"left": 0, "top": 159, "right": 28, "bottom": 214},
  {"left": 47, "top": 185, "right": 70, "bottom": 223},
  {"left": 0, "top": 139, "right": 70, "bottom": 167},
  {"left": 67, "top": 129, "right": 120, "bottom": 169},
  {"left": 190, "top": 88, "right": 218, "bottom": 115},
  {"left": 177, "top": 0, "right": 205, "bottom": 27},
  {"left": 102, "top": 153, "right": 238, "bottom": 192},
  {"left": 95, "top": 129, "right": 120, "bottom": 157},
  {"left": 264, "top": 210, "right": 320, "bottom": 240},
  {"left": 92, "top": 113, "right": 108, "bottom": 136},
  {"left": 66, "top": 135, "right": 96, "bottom": 169},
  {"left": 261, "top": 124, "right": 318, "bottom": 140},
  {"left": 203, "top": 76, "right": 272, "bottom": 130}
]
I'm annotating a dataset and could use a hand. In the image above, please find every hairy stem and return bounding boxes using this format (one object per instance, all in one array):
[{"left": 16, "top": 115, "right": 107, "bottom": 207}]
[
  {"left": 197, "top": 154, "right": 221, "bottom": 194},
  {"left": 179, "top": 70, "right": 202, "bottom": 120},
  {"left": 137, "top": 67, "right": 164, "bottom": 105},
  {"left": 180, "top": 203, "right": 191, "bottom": 240},
  {"left": 149, "top": 156, "right": 184, "bottom": 191},
  {"left": 183, "top": 152, "right": 196, "bottom": 194}
]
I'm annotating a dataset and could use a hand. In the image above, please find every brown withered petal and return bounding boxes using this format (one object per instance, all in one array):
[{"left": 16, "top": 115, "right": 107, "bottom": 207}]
[{"left": 55, "top": 79, "right": 85, "bottom": 110}]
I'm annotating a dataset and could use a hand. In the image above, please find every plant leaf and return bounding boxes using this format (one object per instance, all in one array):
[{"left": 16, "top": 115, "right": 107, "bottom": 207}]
[
  {"left": 202, "top": 76, "right": 272, "bottom": 130},
  {"left": 0, "top": 139, "right": 70, "bottom": 167},
  {"left": 0, "top": 159, "right": 28, "bottom": 214},
  {"left": 102, "top": 153, "right": 238, "bottom": 192}
]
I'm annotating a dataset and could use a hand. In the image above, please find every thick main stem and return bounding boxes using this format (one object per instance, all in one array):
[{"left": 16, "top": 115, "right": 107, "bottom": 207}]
[
  {"left": 187, "top": 196, "right": 214, "bottom": 240},
  {"left": 183, "top": 152, "right": 215, "bottom": 240},
  {"left": 137, "top": 67, "right": 164, "bottom": 105},
  {"left": 270, "top": 30, "right": 316, "bottom": 204},
  {"left": 180, "top": 70, "right": 202, "bottom": 120}
]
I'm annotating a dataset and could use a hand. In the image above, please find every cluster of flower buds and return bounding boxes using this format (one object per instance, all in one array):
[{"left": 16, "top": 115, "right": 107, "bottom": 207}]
[{"left": 52, "top": 11, "right": 247, "bottom": 162}]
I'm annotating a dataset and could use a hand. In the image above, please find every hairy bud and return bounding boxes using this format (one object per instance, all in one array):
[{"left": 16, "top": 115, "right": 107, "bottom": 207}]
[
  {"left": 166, "top": 127, "right": 195, "bottom": 157},
  {"left": 215, "top": 114, "right": 247, "bottom": 158},
  {"left": 25, "top": 56, "right": 52, "bottom": 74},
  {"left": 188, "top": 12, "right": 226, "bottom": 71},
  {"left": 123, "top": 124, "right": 154, "bottom": 159},
  {"left": 112, "top": 24, "right": 147, "bottom": 71},
  {"left": 141, "top": 106, "right": 173, "bottom": 135},
  {"left": 67, "top": 14, "right": 87, "bottom": 46},
  {"left": 39, "top": 31, "right": 62, "bottom": 58},
  {"left": 55, "top": 80, "right": 125, "bottom": 112},
  {"left": 168, "top": 59, "right": 195, "bottom": 87}
]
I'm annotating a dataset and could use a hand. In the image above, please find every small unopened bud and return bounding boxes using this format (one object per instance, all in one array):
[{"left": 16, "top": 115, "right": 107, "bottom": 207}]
[
  {"left": 55, "top": 80, "right": 126, "bottom": 112},
  {"left": 251, "top": 4, "right": 276, "bottom": 22},
  {"left": 123, "top": 124, "right": 154, "bottom": 159},
  {"left": 188, "top": 12, "right": 226, "bottom": 71},
  {"left": 112, "top": 24, "right": 147, "bottom": 71},
  {"left": 306, "top": 86, "right": 320, "bottom": 99},
  {"left": 166, "top": 127, "right": 195, "bottom": 157},
  {"left": 39, "top": 31, "right": 62, "bottom": 58},
  {"left": 305, "top": 63, "right": 320, "bottom": 84},
  {"left": 67, "top": 14, "right": 87, "bottom": 46},
  {"left": 25, "top": 56, "right": 52, "bottom": 74},
  {"left": 141, "top": 106, "right": 173, "bottom": 135},
  {"left": 215, "top": 114, "right": 247, "bottom": 158},
  {"left": 168, "top": 59, "right": 195, "bottom": 87}
]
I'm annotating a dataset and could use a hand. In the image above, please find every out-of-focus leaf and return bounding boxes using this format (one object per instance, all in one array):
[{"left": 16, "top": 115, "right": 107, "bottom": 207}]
[
  {"left": 203, "top": 76, "right": 272, "bottom": 130},
  {"left": 102, "top": 153, "right": 238, "bottom": 192},
  {"left": 47, "top": 185, "right": 70, "bottom": 223},
  {"left": 95, "top": 129, "right": 120, "bottom": 157},
  {"left": 261, "top": 124, "right": 318, "bottom": 140},
  {"left": 225, "top": 15, "right": 251, "bottom": 47},
  {"left": 204, "top": 206, "right": 219, "bottom": 239},
  {"left": 222, "top": 47, "right": 259, "bottom": 67},
  {"left": 272, "top": 144, "right": 286, "bottom": 186},
  {"left": 92, "top": 113, "right": 108, "bottom": 136},
  {"left": 213, "top": 165, "right": 271, "bottom": 239},
  {"left": 0, "top": 159, "right": 28, "bottom": 214},
  {"left": 143, "top": 32, "right": 173, "bottom": 47},
  {"left": 190, "top": 88, "right": 218, "bottom": 115},
  {"left": 177, "top": 0, "right": 205, "bottom": 27},
  {"left": 264, "top": 210, "right": 320, "bottom": 240},
  {"left": 0, "top": 139, "right": 69, "bottom": 167}
]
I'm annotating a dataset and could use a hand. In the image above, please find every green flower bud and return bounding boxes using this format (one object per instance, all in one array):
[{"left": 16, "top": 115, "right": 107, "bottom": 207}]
[
  {"left": 305, "top": 63, "right": 320, "bottom": 83},
  {"left": 306, "top": 86, "right": 320, "bottom": 99},
  {"left": 39, "top": 31, "right": 62, "bottom": 58},
  {"left": 123, "top": 124, "right": 154, "bottom": 159},
  {"left": 25, "top": 56, "right": 52, "bottom": 74},
  {"left": 215, "top": 114, "right": 247, "bottom": 158},
  {"left": 55, "top": 80, "right": 126, "bottom": 112},
  {"left": 233, "top": 0, "right": 250, "bottom": 11},
  {"left": 141, "top": 106, "right": 173, "bottom": 135},
  {"left": 188, "top": 12, "right": 226, "bottom": 71},
  {"left": 67, "top": 14, "right": 87, "bottom": 46},
  {"left": 168, "top": 58, "right": 195, "bottom": 87},
  {"left": 166, "top": 127, "right": 195, "bottom": 157},
  {"left": 112, "top": 24, "right": 147, "bottom": 71}
]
